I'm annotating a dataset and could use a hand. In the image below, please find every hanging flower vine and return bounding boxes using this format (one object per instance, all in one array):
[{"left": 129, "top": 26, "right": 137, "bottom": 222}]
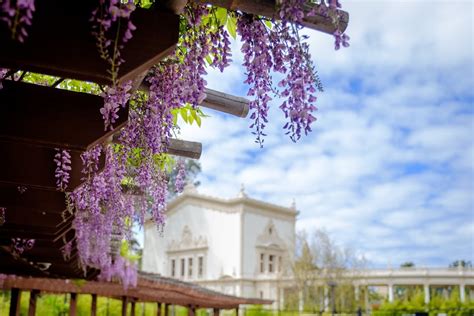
[
  {"left": 0, "top": 0, "right": 35, "bottom": 42},
  {"left": 2, "top": 0, "right": 350, "bottom": 288}
]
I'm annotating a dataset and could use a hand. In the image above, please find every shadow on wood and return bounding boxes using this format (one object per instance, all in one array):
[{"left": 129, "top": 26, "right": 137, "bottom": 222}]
[
  {"left": 0, "top": 81, "right": 128, "bottom": 151},
  {"left": 0, "top": 0, "right": 179, "bottom": 85}
]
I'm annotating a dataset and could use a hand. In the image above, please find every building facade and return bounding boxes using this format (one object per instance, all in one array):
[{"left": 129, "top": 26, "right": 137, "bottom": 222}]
[
  {"left": 143, "top": 184, "right": 296, "bottom": 307},
  {"left": 143, "top": 185, "right": 474, "bottom": 310}
]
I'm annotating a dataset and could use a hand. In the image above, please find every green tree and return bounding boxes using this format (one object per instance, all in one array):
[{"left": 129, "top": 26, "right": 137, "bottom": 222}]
[
  {"left": 449, "top": 260, "right": 472, "bottom": 268},
  {"left": 289, "top": 229, "right": 366, "bottom": 313}
]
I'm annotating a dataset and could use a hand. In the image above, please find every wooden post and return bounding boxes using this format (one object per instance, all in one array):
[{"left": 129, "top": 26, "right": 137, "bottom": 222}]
[
  {"left": 164, "top": 304, "right": 169, "bottom": 316},
  {"left": 28, "top": 290, "right": 40, "bottom": 316},
  {"left": 91, "top": 294, "right": 97, "bottom": 316},
  {"left": 122, "top": 296, "right": 128, "bottom": 316},
  {"left": 188, "top": 305, "right": 195, "bottom": 316},
  {"left": 9, "top": 288, "right": 21, "bottom": 316},
  {"left": 157, "top": 302, "right": 162, "bottom": 316},
  {"left": 213, "top": 308, "right": 220, "bottom": 316},
  {"left": 69, "top": 293, "right": 77, "bottom": 316},
  {"left": 131, "top": 301, "right": 136, "bottom": 316}
]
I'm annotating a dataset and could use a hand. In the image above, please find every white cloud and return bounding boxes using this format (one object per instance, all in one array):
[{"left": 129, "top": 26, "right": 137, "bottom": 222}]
[{"left": 177, "top": 0, "right": 473, "bottom": 267}]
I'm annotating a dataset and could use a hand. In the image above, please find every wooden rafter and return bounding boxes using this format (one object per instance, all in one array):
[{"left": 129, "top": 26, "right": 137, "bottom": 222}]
[
  {"left": 0, "top": 0, "right": 179, "bottom": 85},
  {"left": 0, "top": 81, "right": 128, "bottom": 151},
  {"left": 159, "top": 0, "right": 349, "bottom": 34}
]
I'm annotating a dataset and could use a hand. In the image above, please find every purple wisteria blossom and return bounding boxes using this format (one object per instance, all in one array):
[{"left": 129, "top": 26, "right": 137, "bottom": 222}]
[
  {"left": 175, "top": 159, "right": 186, "bottom": 193},
  {"left": 0, "top": 0, "right": 35, "bottom": 42},
  {"left": 17, "top": 186, "right": 27, "bottom": 194},
  {"left": 61, "top": 240, "right": 73, "bottom": 260},
  {"left": 98, "top": 255, "right": 137, "bottom": 289},
  {"left": 91, "top": 0, "right": 136, "bottom": 83},
  {"left": 100, "top": 81, "right": 132, "bottom": 131},
  {"left": 237, "top": 14, "right": 274, "bottom": 146},
  {"left": 11, "top": 238, "right": 35, "bottom": 256},
  {"left": 54, "top": 149, "right": 72, "bottom": 191},
  {"left": 71, "top": 145, "right": 136, "bottom": 286},
  {"left": 334, "top": 29, "right": 350, "bottom": 50},
  {"left": 237, "top": 0, "right": 349, "bottom": 144},
  {"left": 0, "top": 68, "right": 8, "bottom": 90},
  {"left": 0, "top": 207, "right": 5, "bottom": 226}
]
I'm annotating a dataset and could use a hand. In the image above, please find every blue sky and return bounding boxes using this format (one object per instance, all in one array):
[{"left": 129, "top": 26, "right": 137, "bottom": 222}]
[{"left": 175, "top": 0, "right": 474, "bottom": 268}]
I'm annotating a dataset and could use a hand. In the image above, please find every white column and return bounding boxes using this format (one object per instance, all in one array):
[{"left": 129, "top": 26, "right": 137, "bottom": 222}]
[
  {"left": 279, "top": 287, "right": 284, "bottom": 310},
  {"left": 388, "top": 284, "right": 394, "bottom": 302},
  {"left": 460, "top": 284, "right": 466, "bottom": 302},
  {"left": 324, "top": 286, "right": 330, "bottom": 312},
  {"left": 355, "top": 285, "right": 360, "bottom": 302},
  {"left": 364, "top": 287, "right": 369, "bottom": 313},
  {"left": 424, "top": 284, "right": 430, "bottom": 304},
  {"left": 298, "top": 290, "right": 303, "bottom": 312}
]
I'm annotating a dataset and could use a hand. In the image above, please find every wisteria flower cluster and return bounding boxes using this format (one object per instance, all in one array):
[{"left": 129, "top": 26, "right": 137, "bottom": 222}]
[
  {"left": 100, "top": 81, "right": 132, "bottom": 131},
  {"left": 71, "top": 145, "right": 131, "bottom": 270},
  {"left": 0, "top": 0, "right": 35, "bottom": 42},
  {"left": 99, "top": 254, "right": 137, "bottom": 289},
  {"left": 0, "top": 68, "right": 8, "bottom": 89},
  {"left": 237, "top": 0, "right": 348, "bottom": 144},
  {"left": 0, "top": 207, "right": 5, "bottom": 226},
  {"left": 175, "top": 159, "right": 186, "bottom": 193},
  {"left": 54, "top": 148, "right": 72, "bottom": 191},
  {"left": 61, "top": 239, "right": 73, "bottom": 261},
  {"left": 11, "top": 237, "right": 35, "bottom": 257},
  {"left": 90, "top": 0, "right": 137, "bottom": 84},
  {"left": 17, "top": 186, "right": 27, "bottom": 194},
  {"left": 30, "top": 0, "right": 348, "bottom": 288}
]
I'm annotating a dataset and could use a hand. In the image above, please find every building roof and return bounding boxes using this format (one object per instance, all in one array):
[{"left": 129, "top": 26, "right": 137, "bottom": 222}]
[{"left": 162, "top": 184, "right": 298, "bottom": 220}]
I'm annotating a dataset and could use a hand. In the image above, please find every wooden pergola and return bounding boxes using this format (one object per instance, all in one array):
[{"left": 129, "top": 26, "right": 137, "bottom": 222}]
[
  {"left": 1, "top": 272, "right": 272, "bottom": 315},
  {"left": 0, "top": 0, "right": 348, "bottom": 315}
]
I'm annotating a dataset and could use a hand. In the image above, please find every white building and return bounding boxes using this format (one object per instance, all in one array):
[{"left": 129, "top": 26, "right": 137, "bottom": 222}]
[
  {"left": 143, "top": 185, "right": 474, "bottom": 310},
  {"left": 143, "top": 184, "right": 296, "bottom": 307}
]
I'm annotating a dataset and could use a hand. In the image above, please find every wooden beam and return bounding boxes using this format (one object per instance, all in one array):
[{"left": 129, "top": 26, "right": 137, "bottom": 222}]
[
  {"left": 0, "top": 141, "right": 104, "bottom": 191},
  {"left": 0, "top": 206, "right": 72, "bottom": 228},
  {"left": 159, "top": 0, "right": 348, "bottom": 34},
  {"left": 91, "top": 294, "right": 97, "bottom": 316},
  {"left": 168, "top": 138, "right": 202, "bottom": 159},
  {"left": 112, "top": 135, "right": 202, "bottom": 160},
  {"left": 0, "top": 80, "right": 128, "bottom": 151},
  {"left": 201, "top": 88, "right": 249, "bottom": 118},
  {"left": 140, "top": 82, "right": 249, "bottom": 118},
  {"left": 213, "top": 308, "right": 220, "bottom": 316},
  {"left": 0, "top": 0, "right": 179, "bottom": 85},
  {"left": 0, "top": 184, "right": 67, "bottom": 214},
  {"left": 9, "top": 288, "right": 21, "bottom": 316},
  {"left": 28, "top": 290, "right": 40, "bottom": 316},
  {"left": 131, "top": 301, "right": 136, "bottom": 316},
  {"left": 164, "top": 303, "right": 170, "bottom": 316},
  {"left": 204, "top": 0, "right": 348, "bottom": 34},
  {"left": 69, "top": 293, "right": 77, "bottom": 316}
]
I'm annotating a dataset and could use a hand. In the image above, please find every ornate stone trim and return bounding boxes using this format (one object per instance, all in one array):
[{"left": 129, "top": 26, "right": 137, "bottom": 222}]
[
  {"left": 167, "top": 225, "right": 208, "bottom": 254},
  {"left": 256, "top": 220, "right": 287, "bottom": 251}
]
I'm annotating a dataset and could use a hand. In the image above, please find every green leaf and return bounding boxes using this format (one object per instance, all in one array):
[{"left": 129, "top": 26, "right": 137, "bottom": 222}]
[
  {"left": 216, "top": 7, "right": 228, "bottom": 26},
  {"left": 195, "top": 114, "right": 202, "bottom": 127},
  {"left": 205, "top": 54, "right": 213, "bottom": 66},
  {"left": 180, "top": 107, "right": 188, "bottom": 123},
  {"left": 227, "top": 15, "right": 237, "bottom": 39},
  {"left": 72, "top": 279, "right": 87, "bottom": 288}
]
